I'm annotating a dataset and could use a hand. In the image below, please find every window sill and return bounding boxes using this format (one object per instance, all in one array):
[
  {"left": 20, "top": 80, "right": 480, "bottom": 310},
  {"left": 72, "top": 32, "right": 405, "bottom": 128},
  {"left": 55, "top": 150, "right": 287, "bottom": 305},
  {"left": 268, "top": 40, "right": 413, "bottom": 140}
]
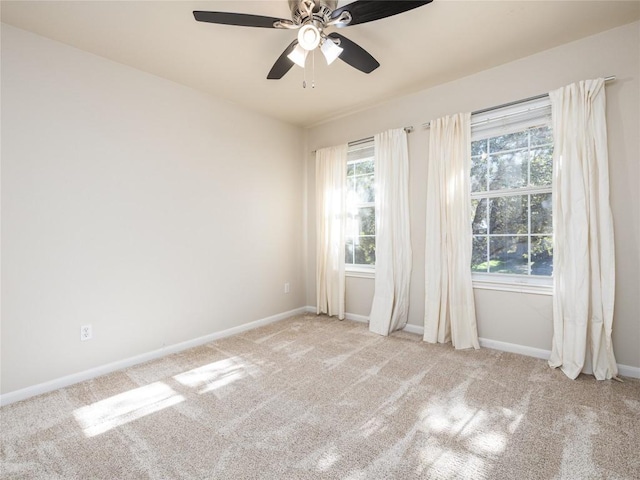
[
  {"left": 472, "top": 273, "right": 553, "bottom": 296},
  {"left": 346, "top": 267, "right": 375, "bottom": 279}
]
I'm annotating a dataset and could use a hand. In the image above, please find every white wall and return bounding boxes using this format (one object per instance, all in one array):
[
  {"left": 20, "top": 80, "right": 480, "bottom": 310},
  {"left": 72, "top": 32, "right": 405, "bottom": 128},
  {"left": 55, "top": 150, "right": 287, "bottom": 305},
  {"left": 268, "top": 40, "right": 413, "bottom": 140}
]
[
  {"left": 305, "top": 22, "right": 640, "bottom": 369},
  {"left": 2, "top": 21, "right": 638, "bottom": 399},
  {"left": 1, "top": 24, "right": 305, "bottom": 395}
]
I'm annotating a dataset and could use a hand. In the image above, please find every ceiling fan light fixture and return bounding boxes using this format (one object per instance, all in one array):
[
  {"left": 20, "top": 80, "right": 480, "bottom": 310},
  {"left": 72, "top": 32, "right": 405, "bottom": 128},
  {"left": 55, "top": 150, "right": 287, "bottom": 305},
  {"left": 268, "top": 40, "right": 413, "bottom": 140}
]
[
  {"left": 287, "top": 44, "right": 309, "bottom": 68},
  {"left": 320, "top": 38, "right": 343, "bottom": 65},
  {"left": 297, "top": 24, "right": 321, "bottom": 51}
]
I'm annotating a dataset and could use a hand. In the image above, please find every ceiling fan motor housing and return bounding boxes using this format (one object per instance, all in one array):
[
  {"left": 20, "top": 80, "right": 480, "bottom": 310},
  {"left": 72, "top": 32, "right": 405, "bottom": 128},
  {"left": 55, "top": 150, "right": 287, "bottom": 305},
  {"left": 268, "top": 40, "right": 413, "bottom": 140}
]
[{"left": 289, "top": 0, "right": 337, "bottom": 26}]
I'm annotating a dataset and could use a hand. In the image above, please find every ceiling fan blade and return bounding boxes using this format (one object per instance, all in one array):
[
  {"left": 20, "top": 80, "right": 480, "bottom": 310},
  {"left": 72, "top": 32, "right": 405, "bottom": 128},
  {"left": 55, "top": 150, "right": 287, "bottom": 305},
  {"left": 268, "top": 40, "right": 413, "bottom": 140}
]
[
  {"left": 330, "top": 0, "right": 432, "bottom": 26},
  {"left": 193, "top": 11, "right": 288, "bottom": 28},
  {"left": 328, "top": 33, "right": 379, "bottom": 74},
  {"left": 267, "top": 40, "right": 298, "bottom": 80}
]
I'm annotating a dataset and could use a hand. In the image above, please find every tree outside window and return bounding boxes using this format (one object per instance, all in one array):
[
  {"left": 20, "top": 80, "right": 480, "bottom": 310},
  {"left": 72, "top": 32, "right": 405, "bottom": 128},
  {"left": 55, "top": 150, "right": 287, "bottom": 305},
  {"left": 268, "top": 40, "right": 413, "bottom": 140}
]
[
  {"left": 470, "top": 123, "right": 553, "bottom": 277},
  {"left": 346, "top": 141, "right": 375, "bottom": 268}
]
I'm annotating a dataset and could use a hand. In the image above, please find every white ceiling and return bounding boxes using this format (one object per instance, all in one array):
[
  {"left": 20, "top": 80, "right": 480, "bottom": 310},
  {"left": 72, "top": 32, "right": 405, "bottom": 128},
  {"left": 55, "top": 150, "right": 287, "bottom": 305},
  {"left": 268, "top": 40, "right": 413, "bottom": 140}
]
[{"left": 2, "top": 1, "right": 639, "bottom": 127}]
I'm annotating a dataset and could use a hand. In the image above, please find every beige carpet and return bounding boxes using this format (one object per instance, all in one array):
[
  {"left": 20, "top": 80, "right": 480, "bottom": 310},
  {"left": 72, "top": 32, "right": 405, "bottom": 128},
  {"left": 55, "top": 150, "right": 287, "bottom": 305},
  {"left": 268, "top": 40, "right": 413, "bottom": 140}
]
[{"left": 1, "top": 314, "right": 639, "bottom": 479}]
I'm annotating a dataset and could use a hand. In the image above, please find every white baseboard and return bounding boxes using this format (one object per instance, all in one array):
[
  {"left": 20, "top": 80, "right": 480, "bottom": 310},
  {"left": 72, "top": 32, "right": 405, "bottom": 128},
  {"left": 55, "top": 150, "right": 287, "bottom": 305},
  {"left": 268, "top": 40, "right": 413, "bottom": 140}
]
[
  {"left": 302, "top": 306, "right": 370, "bottom": 325},
  {"left": 321, "top": 312, "right": 640, "bottom": 380},
  {"left": 304, "top": 307, "right": 422, "bottom": 336},
  {"left": 617, "top": 364, "right": 640, "bottom": 379},
  {"left": 480, "top": 338, "right": 639, "bottom": 379},
  {"left": 345, "top": 312, "right": 369, "bottom": 324},
  {"left": 6, "top": 307, "right": 636, "bottom": 407},
  {"left": 0, "top": 307, "right": 309, "bottom": 407},
  {"left": 402, "top": 323, "right": 424, "bottom": 335},
  {"left": 478, "top": 337, "right": 551, "bottom": 360}
]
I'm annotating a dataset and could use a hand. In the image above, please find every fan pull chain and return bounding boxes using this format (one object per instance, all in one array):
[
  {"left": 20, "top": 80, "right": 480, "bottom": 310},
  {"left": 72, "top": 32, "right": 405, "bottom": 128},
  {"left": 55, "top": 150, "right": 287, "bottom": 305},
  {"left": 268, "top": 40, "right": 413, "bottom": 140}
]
[
  {"left": 303, "top": 61, "right": 307, "bottom": 88},
  {"left": 301, "top": 50, "right": 316, "bottom": 89}
]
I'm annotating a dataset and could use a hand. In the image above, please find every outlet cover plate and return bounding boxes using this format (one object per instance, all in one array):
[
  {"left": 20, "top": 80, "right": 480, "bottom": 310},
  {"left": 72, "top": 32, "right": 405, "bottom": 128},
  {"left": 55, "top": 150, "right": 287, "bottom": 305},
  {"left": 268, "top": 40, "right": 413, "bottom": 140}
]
[{"left": 80, "top": 325, "right": 92, "bottom": 341}]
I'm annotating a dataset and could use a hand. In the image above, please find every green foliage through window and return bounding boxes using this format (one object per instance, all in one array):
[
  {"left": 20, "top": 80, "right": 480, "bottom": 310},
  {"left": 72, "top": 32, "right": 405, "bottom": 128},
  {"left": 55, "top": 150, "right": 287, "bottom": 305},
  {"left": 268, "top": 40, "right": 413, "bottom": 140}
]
[
  {"left": 346, "top": 141, "right": 375, "bottom": 267},
  {"left": 470, "top": 124, "right": 553, "bottom": 276}
]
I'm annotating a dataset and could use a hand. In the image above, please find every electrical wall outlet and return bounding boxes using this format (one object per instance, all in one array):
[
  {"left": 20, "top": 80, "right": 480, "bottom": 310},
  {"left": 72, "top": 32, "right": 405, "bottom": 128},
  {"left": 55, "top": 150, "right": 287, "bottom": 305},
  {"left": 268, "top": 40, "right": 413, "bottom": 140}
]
[
  {"left": 80, "top": 325, "right": 92, "bottom": 341},
  {"left": 284, "top": 282, "right": 290, "bottom": 294}
]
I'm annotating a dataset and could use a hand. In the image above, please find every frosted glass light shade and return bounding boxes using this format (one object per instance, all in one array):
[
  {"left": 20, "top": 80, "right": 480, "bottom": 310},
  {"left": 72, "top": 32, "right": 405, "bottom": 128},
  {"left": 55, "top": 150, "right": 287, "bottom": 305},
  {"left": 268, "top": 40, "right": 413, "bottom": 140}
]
[
  {"left": 287, "top": 44, "right": 309, "bottom": 68},
  {"left": 321, "top": 39, "right": 343, "bottom": 65}
]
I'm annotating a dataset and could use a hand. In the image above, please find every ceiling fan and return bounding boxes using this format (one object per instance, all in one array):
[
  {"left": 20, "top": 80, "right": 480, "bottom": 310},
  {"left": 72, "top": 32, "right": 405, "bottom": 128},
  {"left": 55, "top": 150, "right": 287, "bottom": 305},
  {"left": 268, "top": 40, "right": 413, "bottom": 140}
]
[{"left": 193, "top": 1, "right": 433, "bottom": 80}]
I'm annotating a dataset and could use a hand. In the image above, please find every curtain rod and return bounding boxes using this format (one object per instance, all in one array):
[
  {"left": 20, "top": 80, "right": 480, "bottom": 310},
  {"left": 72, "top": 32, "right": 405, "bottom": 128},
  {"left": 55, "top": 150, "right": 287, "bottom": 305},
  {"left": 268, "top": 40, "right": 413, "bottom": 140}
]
[
  {"left": 312, "top": 131, "right": 408, "bottom": 154},
  {"left": 413, "top": 75, "right": 616, "bottom": 130},
  {"left": 313, "top": 76, "right": 615, "bottom": 153}
]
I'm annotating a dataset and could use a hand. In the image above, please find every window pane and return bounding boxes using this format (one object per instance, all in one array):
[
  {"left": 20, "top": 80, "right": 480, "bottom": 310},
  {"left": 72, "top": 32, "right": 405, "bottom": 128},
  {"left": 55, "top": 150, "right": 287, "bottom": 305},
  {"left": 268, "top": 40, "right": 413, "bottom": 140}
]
[
  {"left": 489, "top": 236, "right": 528, "bottom": 274},
  {"left": 469, "top": 108, "right": 553, "bottom": 280},
  {"left": 531, "top": 193, "right": 552, "bottom": 234},
  {"left": 347, "top": 145, "right": 376, "bottom": 267},
  {"left": 346, "top": 207, "right": 358, "bottom": 237},
  {"left": 355, "top": 159, "right": 374, "bottom": 175},
  {"left": 472, "top": 236, "right": 488, "bottom": 272},
  {"left": 347, "top": 177, "right": 355, "bottom": 197},
  {"left": 345, "top": 238, "right": 354, "bottom": 264},
  {"left": 531, "top": 236, "right": 553, "bottom": 276},
  {"left": 471, "top": 156, "right": 487, "bottom": 192},
  {"left": 489, "top": 150, "right": 528, "bottom": 190},
  {"left": 530, "top": 126, "right": 553, "bottom": 147},
  {"left": 358, "top": 206, "right": 375, "bottom": 235},
  {"left": 472, "top": 139, "right": 488, "bottom": 156},
  {"left": 489, "top": 196, "right": 528, "bottom": 234},
  {"left": 471, "top": 198, "right": 488, "bottom": 234},
  {"left": 354, "top": 236, "right": 375, "bottom": 265},
  {"left": 530, "top": 147, "right": 553, "bottom": 187},
  {"left": 489, "top": 131, "right": 528, "bottom": 152},
  {"left": 353, "top": 174, "right": 374, "bottom": 203}
]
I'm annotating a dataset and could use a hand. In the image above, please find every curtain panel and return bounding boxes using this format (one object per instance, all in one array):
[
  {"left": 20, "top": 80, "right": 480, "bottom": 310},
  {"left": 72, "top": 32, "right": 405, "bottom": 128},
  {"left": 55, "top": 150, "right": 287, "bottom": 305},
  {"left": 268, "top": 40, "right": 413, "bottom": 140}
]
[
  {"left": 548, "top": 78, "right": 618, "bottom": 380},
  {"left": 424, "top": 113, "right": 479, "bottom": 349},
  {"left": 368, "top": 129, "right": 412, "bottom": 336},
  {"left": 316, "top": 145, "right": 348, "bottom": 319}
]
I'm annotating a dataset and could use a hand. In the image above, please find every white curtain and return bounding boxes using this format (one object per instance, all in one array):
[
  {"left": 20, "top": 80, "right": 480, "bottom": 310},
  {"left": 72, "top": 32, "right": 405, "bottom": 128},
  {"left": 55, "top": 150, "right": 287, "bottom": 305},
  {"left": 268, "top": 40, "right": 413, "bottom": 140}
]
[
  {"left": 369, "top": 129, "right": 412, "bottom": 335},
  {"left": 316, "top": 145, "right": 348, "bottom": 319},
  {"left": 548, "top": 78, "right": 617, "bottom": 380},
  {"left": 424, "top": 113, "right": 479, "bottom": 349}
]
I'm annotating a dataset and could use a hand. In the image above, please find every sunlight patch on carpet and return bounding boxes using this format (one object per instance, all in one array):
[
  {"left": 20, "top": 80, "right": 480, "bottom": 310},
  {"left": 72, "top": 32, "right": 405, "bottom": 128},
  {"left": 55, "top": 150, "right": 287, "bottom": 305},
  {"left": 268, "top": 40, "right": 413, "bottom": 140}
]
[
  {"left": 359, "top": 416, "right": 387, "bottom": 438},
  {"left": 420, "top": 399, "right": 481, "bottom": 435},
  {"left": 470, "top": 431, "right": 507, "bottom": 454},
  {"left": 414, "top": 397, "right": 526, "bottom": 477},
  {"left": 73, "top": 382, "right": 184, "bottom": 437},
  {"left": 173, "top": 356, "right": 259, "bottom": 394},
  {"left": 317, "top": 445, "right": 340, "bottom": 471}
]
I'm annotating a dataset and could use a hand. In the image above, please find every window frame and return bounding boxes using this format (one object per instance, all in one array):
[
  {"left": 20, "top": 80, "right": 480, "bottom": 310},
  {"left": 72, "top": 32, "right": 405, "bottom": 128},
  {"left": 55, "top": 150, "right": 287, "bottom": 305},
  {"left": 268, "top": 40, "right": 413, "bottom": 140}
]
[
  {"left": 469, "top": 98, "right": 554, "bottom": 295},
  {"left": 345, "top": 138, "right": 376, "bottom": 276}
]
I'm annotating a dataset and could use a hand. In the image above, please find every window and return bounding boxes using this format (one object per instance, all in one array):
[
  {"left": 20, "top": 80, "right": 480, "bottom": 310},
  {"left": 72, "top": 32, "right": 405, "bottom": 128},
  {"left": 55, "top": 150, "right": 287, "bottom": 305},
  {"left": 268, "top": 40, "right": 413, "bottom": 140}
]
[
  {"left": 470, "top": 98, "right": 553, "bottom": 292},
  {"left": 345, "top": 138, "right": 375, "bottom": 272}
]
